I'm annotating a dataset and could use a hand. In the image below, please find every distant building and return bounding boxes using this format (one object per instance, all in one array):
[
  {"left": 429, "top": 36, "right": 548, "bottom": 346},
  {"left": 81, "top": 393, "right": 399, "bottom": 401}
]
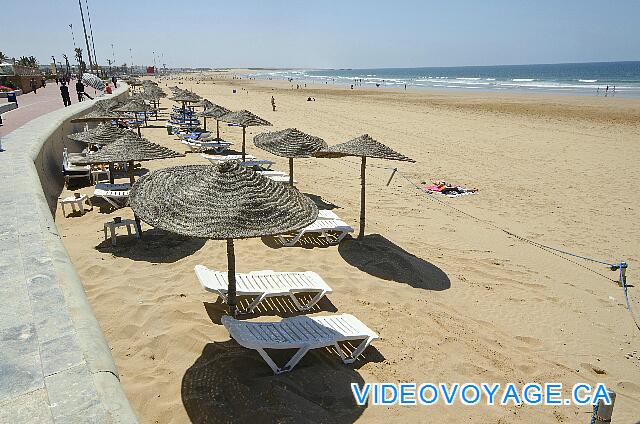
[{"left": 0, "top": 62, "right": 43, "bottom": 94}]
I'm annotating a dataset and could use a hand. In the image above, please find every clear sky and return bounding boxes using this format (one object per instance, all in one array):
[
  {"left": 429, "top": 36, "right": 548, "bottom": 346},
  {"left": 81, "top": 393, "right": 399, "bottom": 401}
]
[{"left": 2, "top": 0, "right": 639, "bottom": 69}]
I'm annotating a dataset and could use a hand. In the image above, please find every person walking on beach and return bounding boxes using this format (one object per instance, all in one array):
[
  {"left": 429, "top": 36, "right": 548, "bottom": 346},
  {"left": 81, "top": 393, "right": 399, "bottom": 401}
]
[
  {"left": 605, "top": 85, "right": 609, "bottom": 97},
  {"left": 30, "top": 78, "right": 38, "bottom": 94},
  {"left": 271, "top": 96, "right": 276, "bottom": 111},
  {"left": 59, "top": 82, "right": 71, "bottom": 107},
  {"left": 75, "top": 80, "right": 85, "bottom": 102},
  {"left": 112, "top": 75, "right": 117, "bottom": 88}
]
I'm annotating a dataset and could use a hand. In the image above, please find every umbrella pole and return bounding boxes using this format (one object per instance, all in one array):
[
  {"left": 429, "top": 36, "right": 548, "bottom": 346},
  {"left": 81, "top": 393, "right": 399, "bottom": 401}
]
[
  {"left": 128, "top": 160, "right": 135, "bottom": 184},
  {"left": 359, "top": 156, "right": 366, "bottom": 239},
  {"left": 241, "top": 126, "right": 246, "bottom": 162},
  {"left": 204, "top": 116, "right": 207, "bottom": 131},
  {"left": 137, "top": 125, "right": 141, "bottom": 137},
  {"left": 289, "top": 157, "right": 294, "bottom": 186},
  {"left": 226, "top": 238, "right": 237, "bottom": 316},
  {"left": 108, "top": 163, "right": 115, "bottom": 184},
  {"left": 216, "top": 120, "right": 220, "bottom": 140},
  {"left": 133, "top": 214, "right": 143, "bottom": 239}
]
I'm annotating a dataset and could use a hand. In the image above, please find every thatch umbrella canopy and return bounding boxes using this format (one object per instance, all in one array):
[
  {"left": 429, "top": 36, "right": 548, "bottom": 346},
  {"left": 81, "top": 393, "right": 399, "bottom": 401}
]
[
  {"left": 128, "top": 161, "right": 318, "bottom": 315},
  {"left": 67, "top": 123, "right": 137, "bottom": 146},
  {"left": 71, "top": 108, "right": 121, "bottom": 123},
  {"left": 198, "top": 103, "right": 230, "bottom": 136},
  {"left": 170, "top": 91, "right": 201, "bottom": 103},
  {"left": 314, "top": 134, "right": 414, "bottom": 239},
  {"left": 194, "top": 99, "right": 213, "bottom": 109},
  {"left": 218, "top": 110, "right": 272, "bottom": 161},
  {"left": 115, "top": 99, "right": 153, "bottom": 133},
  {"left": 95, "top": 98, "right": 123, "bottom": 111},
  {"left": 254, "top": 128, "right": 327, "bottom": 186},
  {"left": 171, "top": 91, "right": 202, "bottom": 120},
  {"left": 72, "top": 135, "right": 183, "bottom": 184}
]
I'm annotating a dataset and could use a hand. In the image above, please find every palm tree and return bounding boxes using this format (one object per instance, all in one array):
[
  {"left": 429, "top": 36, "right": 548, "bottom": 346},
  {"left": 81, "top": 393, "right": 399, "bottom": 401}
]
[{"left": 74, "top": 48, "right": 86, "bottom": 76}]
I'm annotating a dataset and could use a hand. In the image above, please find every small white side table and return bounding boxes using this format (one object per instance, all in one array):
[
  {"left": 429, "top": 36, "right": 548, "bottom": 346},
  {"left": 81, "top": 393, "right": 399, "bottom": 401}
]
[
  {"left": 59, "top": 194, "right": 92, "bottom": 217},
  {"left": 103, "top": 219, "right": 140, "bottom": 246}
]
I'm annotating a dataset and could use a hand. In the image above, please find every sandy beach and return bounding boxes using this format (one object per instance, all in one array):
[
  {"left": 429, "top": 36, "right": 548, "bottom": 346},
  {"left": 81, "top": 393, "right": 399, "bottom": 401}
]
[{"left": 56, "top": 72, "right": 640, "bottom": 423}]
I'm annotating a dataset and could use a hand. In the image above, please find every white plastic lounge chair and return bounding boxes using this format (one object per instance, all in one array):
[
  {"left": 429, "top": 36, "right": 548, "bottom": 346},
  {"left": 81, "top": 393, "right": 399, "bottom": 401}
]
[
  {"left": 93, "top": 183, "right": 130, "bottom": 208},
  {"left": 276, "top": 218, "right": 354, "bottom": 246},
  {"left": 62, "top": 148, "right": 90, "bottom": 187},
  {"left": 181, "top": 139, "right": 233, "bottom": 154},
  {"left": 195, "top": 265, "right": 332, "bottom": 313},
  {"left": 265, "top": 174, "right": 296, "bottom": 183},
  {"left": 201, "top": 153, "right": 256, "bottom": 163},
  {"left": 317, "top": 209, "right": 341, "bottom": 220},
  {"left": 256, "top": 170, "right": 287, "bottom": 177},
  {"left": 221, "top": 314, "right": 378, "bottom": 374}
]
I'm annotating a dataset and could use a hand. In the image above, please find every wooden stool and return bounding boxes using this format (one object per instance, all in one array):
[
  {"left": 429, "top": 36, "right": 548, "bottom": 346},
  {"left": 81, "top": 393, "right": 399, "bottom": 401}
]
[
  {"left": 59, "top": 194, "right": 92, "bottom": 217},
  {"left": 103, "top": 219, "right": 140, "bottom": 246}
]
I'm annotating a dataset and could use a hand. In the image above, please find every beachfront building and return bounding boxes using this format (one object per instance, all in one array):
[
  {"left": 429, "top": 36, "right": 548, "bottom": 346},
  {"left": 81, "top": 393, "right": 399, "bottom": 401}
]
[{"left": 0, "top": 61, "right": 43, "bottom": 94}]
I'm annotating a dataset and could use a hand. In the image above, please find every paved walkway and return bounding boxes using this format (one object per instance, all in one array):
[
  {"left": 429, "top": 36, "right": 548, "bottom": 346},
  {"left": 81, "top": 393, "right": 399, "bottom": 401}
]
[
  {"left": 0, "top": 82, "right": 102, "bottom": 138},
  {"left": 0, "top": 86, "right": 137, "bottom": 423}
]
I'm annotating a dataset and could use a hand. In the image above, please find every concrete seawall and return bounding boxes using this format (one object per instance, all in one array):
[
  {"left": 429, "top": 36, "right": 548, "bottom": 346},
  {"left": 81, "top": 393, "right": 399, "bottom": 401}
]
[{"left": 0, "top": 84, "right": 138, "bottom": 422}]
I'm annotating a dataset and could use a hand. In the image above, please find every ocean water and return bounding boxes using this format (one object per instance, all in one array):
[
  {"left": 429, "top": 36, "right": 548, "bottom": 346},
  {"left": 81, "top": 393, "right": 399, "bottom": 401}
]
[{"left": 248, "top": 61, "right": 640, "bottom": 97}]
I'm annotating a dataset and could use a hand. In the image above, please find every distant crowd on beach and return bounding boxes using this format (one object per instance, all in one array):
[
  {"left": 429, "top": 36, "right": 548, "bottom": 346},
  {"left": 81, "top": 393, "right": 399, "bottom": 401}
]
[{"left": 597, "top": 85, "right": 616, "bottom": 97}]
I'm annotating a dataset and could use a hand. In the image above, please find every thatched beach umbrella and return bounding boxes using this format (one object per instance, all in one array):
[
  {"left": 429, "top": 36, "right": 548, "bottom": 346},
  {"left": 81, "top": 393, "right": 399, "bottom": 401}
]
[
  {"left": 218, "top": 110, "right": 271, "bottom": 162},
  {"left": 115, "top": 99, "right": 153, "bottom": 134},
  {"left": 67, "top": 123, "right": 137, "bottom": 146},
  {"left": 254, "top": 128, "right": 327, "bottom": 186},
  {"left": 198, "top": 103, "right": 230, "bottom": 135},
  {"left": 128, "top": 161, "right": 318, "bottom": 315},
  {"left": 71, "top": 108, "right": 121, "bottom": 123},
  {"left": 314, "top": 134, "right": 414, "bottom": 239},
  {"left": 171, "top": 91, "right": 202, "bottom": 121},
  {"left": 73, "top": 135, "right": 183, "bottom": 184}
]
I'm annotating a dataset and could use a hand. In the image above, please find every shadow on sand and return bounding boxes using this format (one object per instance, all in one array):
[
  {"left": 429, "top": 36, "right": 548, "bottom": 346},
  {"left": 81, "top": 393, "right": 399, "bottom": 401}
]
[
  {"left": 182, "top": 339, "right": 381, "bottom": 424},
  {"left": 203, "top": 295, "right": 338, "bottom": 324},
  {"left": 302, "top": 193, "right": 341, "bottom": 210},
  {"left": 339, "top": 234, "right": 451, "bottom": 291},
  {"left": 95, "top": 228, "right": 206, "bottom": 263},
  {"left": 260, "top": 234, "right": 341, "bottom": 250}
]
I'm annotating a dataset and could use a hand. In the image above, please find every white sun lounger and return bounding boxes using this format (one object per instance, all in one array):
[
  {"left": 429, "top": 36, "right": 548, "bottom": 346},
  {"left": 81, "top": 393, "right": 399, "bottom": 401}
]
[
  {"left": 181, "top": 139, "right": 233, "bottom": 154},
  {"left": 93, "top": 183, "right": 130, "bottom": 208},
  {"left": 201, "top": 153, "right": 256, "bottom": 163},
  {"left": 195, "top": 265, "right": 332, "bottom": 313},
  {"left": 276, "top": 218, "right": 354, "bottom": 246},
  {"left": 221, "top": 313, "right": 378, "bottom": 374},
  {"left": 265, "top": 174, "right": 296, "bottom": 183},
  {"left": 317, "top": 209, "right": 341, "bottom": 220}
]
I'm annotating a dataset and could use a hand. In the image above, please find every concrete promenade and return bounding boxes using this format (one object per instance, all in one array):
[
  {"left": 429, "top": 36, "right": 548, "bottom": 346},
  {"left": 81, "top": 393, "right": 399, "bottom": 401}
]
[{"left": 0, "top": 85, "right": 138, "bottom": 423}]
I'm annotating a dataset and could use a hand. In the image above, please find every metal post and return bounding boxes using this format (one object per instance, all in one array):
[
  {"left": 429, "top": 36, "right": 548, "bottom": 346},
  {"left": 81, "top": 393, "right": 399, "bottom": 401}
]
[
  {"left": 386, "top": 168, "right": 398, "bottom": 186},
  {"left": 241, "top": 126, "right": 246, "bottom": 162},
  {"left": 85, "top": 0, "right": 98, "bottom": 71},
  {"left": 358, "top": 156, "right": 366, "bottom": 239},
  {"left": 226, "top": 238, "right": 237, "bottom": 316},
  {"left": 289, "top": 157, "right": 294, "bottom": 186},
  {"left": 78, "top": 0, "right": 94, "bottom": 73},
  {"left": 590, "top": 389, "right": 615, "bottom": 424},
  {"left": 128, "top": 160, "right": 135, "bottom": 184}
]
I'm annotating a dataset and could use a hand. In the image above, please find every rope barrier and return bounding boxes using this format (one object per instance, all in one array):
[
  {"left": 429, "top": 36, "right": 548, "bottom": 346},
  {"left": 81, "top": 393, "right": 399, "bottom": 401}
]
[{"left": 332, "top": 156, "right": 639, "bottom": 331}]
